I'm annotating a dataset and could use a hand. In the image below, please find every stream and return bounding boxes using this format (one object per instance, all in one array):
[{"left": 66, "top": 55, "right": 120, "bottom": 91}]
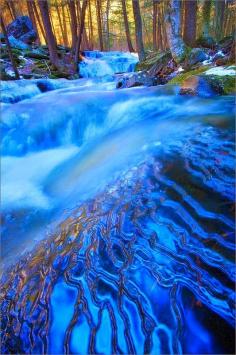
[{"left": 1, "top": 51, "right": 235, "bottom": 354}]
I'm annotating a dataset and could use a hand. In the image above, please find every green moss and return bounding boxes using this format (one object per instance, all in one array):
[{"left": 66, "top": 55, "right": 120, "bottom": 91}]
[
  {"left": 202, "top": 74, "right": 235, "bottom": 95},
  {"left": 169, "top": 66, "right": 211, "bottom": 84}
]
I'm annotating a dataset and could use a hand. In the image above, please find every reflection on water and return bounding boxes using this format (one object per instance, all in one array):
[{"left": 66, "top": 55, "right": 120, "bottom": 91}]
[{"left": 0, "top": 77, "right": 235, "bottom": 354}]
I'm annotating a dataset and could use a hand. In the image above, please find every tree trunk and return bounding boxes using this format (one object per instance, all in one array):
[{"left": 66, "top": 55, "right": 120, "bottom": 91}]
[
  {"left": 153, "top": 0, "right": 158, "bottom": 50},
  {"left": 27, "top": 0, "right": 40, "bottom": 44},
  {"left": 0, "top": 15, "right": 20, "bottom": 79},
  {"left": 215, "top": 0, "right": 225, "bottom": 41},
  {"left": 6, "top": 1, "right": 14, "bottom": 21},
  {"left": 183, "top": 0, "right": 197, "bottom": 47},
  {"left": 165, "top": 0, "right": 187, "bottom": 62},
  {"left": 106, "top": 0, "right": 110, "bottom": 50},
  {"left": 88, "top": 0, "right": 94, "bottom": 49},
  {"left": 157, "top": 4, "right": 163, "bottom": 51},
  {"left": 7, "top": 0, "right": 18, "bottom": 20},
  {"left": 62, "top": 3, "right": 69, "bottom": 47},
  {"left": 75, "top": 0, "right": 88, "bottom": 62},
  {"left": 96, "top": 0, "right": 104, "bottom": 51},
  {"left": 38, "top": 0, "right": 59, "bottom": 67},
  {"left": 32, "top": 1, "right": 46, "bottom": 43},
  {"left": 68, "top": 0, "right": 78, "bottom": 51},
  {"left": 121, "top": 0, "right": 134, "bottom": 52},
  {"left": 202, "top": 0, "right": 212, "bottom": 38},
  {"left": 77, "top": 0, "right": 90, "bottom": 50},
  {"left": 132, "top": 0, "right": 145, "bottom": 61},
  {"left": 55, "top": 1, "right": 66, "bottom": 46}
]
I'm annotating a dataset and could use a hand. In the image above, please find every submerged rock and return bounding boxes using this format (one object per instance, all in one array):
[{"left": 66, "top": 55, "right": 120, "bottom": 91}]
[{"left": 7, "top": 16, "right": 37, "bottom": 44}]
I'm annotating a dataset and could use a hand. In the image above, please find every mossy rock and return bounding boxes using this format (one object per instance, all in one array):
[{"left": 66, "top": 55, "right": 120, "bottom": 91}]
[
  {"left": 135, "top": 51, "right": 172, "bottom": 72},
  {"left": 169, "top": 66, "right": 212, "bottom": 84},
  {"left": 200, "top": 74, "right": 235, "bottom": 95}
]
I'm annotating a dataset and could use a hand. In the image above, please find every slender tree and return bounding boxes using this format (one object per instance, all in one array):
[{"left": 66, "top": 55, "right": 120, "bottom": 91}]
[
  {"left": 6, "top": 1, "right": 14, "bottom": 21},
  {"left": 121, "top": 0, "right": 134, "bottom": 52},
  {"left": 153, "top": 0, "right": 158, "bottom": 50},
  {"left": 68, "top": 0, "right": 78, "bottom": 51},
  {"left": 106, "top": 0, "right": 110, "bottom": 50},
  {"left": 88, "top": 0, "right": 94, "bottom": 49},
  {"left": 32, "top": 0, "right": 46, "bottom": 43},
  {"left": 75, "top": 0, "right": 88, "bottom": 62},
  {"left": 6, "top": 0, "right": 17, "bottom": 20},
  {"left": 55, "top": 0, "right": 67, "bottom": 46},
  {"left": 0, "top": 15, "right": 20, "bottom": 79},
  {"left": 215, "top": 0, "right": 225, "bottom": 41},
  {"left": 202, "top": 0, "right": 212, "bottom": 38},
  {"left": 165, "top": 0, "right": 187, "bottom": 62},
  {"left": 62, "top": 2, "right": 69, "bottom": 47},
  {"left": 96, "top": 0, "right": 104, "bottom": 51},
  {"left": 132, "top": 0, "right": 145, "bottom": 61},
  {"left": 183, "top": 0, "right": 197, "bottom": 47},
  {"left": 77, "top": 0, "right": 90, "bottom": 50},
  {"left": 38, "top": 0, "right": 59, "bottom": 67},
  {"left": 157, "top": 4, "right": 163, "bottom": 51}
]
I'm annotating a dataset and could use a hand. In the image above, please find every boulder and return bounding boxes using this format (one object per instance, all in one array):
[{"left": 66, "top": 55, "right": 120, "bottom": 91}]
[
  {"left": 7, "top": 16, "right": 37, "bottom": 44},
  {"left": 179, "top": 73, "right": 235, "bottom": 96},
  {"left": 179, "top": 75, "right": 214, "bottom": 97},
  {"left": 184, "top": 48, "right": 209, "bottom": 68},
  {"left": 215, "top": 57, "right": 229, "bottom": 66},
  {"left": 116, "top": 72, "right": 157, "bottom": 89},
  {"left": 8, "top": 35, "right": 30, "bottom": 50},
  {"left": 218, "top": 36, "right": 234, "bottom": 55}
]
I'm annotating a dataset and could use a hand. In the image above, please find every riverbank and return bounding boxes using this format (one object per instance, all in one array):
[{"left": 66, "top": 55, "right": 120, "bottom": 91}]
[{"left": 1, "top": 28, "right": 235, "bottom": 97}]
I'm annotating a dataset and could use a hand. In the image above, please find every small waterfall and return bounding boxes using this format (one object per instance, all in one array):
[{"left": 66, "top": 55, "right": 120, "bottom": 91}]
[{"left": 79, "top": 51, "right": 139, "bottom": 78}]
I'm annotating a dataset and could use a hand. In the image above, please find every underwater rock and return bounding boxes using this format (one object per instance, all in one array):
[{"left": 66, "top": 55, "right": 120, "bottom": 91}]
[{"left": 7, "top": 16, "right": 37, "bottom": 44}]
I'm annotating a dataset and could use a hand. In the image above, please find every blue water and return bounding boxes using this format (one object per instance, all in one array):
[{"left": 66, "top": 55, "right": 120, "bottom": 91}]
[
  {"left": 79, "top": 51, "right": 139, "bottom": 78},
  {"left": 0, "top": 51, "right": 235, "bottom": 354}
]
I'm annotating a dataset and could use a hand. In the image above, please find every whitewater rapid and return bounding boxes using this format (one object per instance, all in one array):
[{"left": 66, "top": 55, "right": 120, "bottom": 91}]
[{"left": 1, "top": 51, "right": 235, "bottom": 355}]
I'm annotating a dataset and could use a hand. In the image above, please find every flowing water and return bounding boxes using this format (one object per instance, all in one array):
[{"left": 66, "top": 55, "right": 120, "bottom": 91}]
[{"left": 1, "top": 51, "right": 235, "bottom": 354}]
